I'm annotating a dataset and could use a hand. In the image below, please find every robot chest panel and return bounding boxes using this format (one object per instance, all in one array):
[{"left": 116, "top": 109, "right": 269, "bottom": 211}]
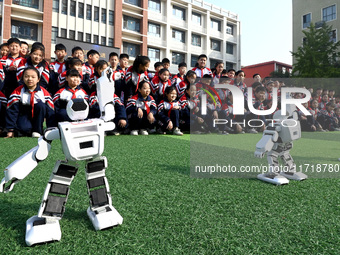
[{"left": 59, "top": 120, "right": 104, "bottom": 161}]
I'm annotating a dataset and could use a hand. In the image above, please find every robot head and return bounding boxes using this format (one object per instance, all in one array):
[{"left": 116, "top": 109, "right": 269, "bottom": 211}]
[{"left": 66, "top": 98, "right": 89, "bottom": 121}]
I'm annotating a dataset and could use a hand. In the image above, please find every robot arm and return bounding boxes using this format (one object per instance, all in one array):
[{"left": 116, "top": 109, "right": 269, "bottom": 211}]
[
  {"left": 0, "top": 128, "right": 60, "bottom": 193},
  {"left": 96, "top": 67, "right": 116, "bottom": 123},
  {"left": 254, "top": 129, "right": 279, "bottom": 158}
]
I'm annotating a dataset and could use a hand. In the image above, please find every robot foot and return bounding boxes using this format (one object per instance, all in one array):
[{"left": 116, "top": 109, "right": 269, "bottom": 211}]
[
  {"left": 25, "top": 216, "right": 61, "bottom": 246},
  {"left": 87, "top": 206, "right": 123, "bottom": 231},
  {"left": 280, "top": 171, "right": 307, "bottom": 181},
  {"left": 257, "top": 173, "right": 289, "bottom": 185}
]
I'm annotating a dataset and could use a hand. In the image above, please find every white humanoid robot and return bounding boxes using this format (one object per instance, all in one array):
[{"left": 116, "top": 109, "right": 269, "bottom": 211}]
[
  {"left": 0, "top": 68, "right": 122, "bottom": 246},
  {"left": 254, "top": 105, "right": 307, "bottom": 185}
]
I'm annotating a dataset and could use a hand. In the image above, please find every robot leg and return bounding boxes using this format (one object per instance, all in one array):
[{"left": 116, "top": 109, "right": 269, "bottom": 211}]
[
  {"left": 279, "top": 143, "right": 307, "bottom": 181},
  {"left": 257, "top": 146, "right": 289, "bottom": 185},
  {"left": 25, "top": 160, "right": 78, "bottom": 246},
  {"left": 85, "top": 156, "right": 123, "bottom": 230}
]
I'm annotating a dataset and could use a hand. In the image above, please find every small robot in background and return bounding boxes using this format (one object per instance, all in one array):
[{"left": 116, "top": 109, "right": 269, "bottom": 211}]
[
  {"left": 0, "top": 68, "right": 122, "bottom": 246},
  {"left": 254, "top": 105, "right": 307, "bottom": 185}
]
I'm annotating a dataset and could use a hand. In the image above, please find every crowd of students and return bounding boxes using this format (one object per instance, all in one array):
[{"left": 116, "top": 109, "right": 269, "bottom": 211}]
[{"left": 0, "top": 37, "right": 339, "bottom": 138}]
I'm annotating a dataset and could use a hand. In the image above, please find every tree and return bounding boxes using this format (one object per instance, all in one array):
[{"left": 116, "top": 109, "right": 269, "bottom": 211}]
[{"left": 291, "top": 22, "right": 340, "bottom": 77}]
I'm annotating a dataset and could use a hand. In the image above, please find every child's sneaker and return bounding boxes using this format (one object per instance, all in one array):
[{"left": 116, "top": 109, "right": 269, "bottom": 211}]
[
  {"left": 130, "top": 130, "right": 138, "bottom": 136},
  {"left": 139, "top": 129, "right": 149, "bottom": 135},
  {"left": 32, "top": 132, "right": 41, "bottom": 138},
  {"left": 148, "top": 128, "right": 157, "bottom": 134},
  {"left": 173, "top": 127, "right": 183, "bottom": 136}
]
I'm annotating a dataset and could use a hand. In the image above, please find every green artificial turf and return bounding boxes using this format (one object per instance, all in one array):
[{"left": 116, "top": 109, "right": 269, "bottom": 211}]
[{"left": 0, "top": 132, "right": 339, "bottom": 254}]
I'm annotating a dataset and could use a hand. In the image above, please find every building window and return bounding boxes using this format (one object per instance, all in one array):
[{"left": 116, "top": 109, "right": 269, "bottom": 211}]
[
  {"left": 191, "top": 55, "right": 198, "bottom": 67},
  {"left": 323, "top": 5, "right": 336, "bottom": 22},
  {"left": 101, "top": 9, "right": 107, "bottom": 24},
  {"left": 225, "top": 62, "right": 234, "bottom": 70},
  {"left": 211, "top": 18, "right": 221, "bottom": 32},
  {"left": 211, "top": 39, "right": 221, "bottom": 51},
  {"left": 192, "top": 34, "right": 201, "bottom": 47},
  {"left": 53, "top": 0, "right": 59, "bottom": 12},
  {"left": 148, "top": 23, "right": 160, "bottom": 37},
  {"left": 226, "top": 23, "right": 234, "bottom": 35},
  {"left": 11, "top": 22, "right": 38, "bottom": 41},
  {"left": 148, "top": 0, "right": 160, "bottom": 12},
  {"left": 172, "top": 29, "right": 185, "bottom": 43},
  {"left": 172, "top": 52, "right": 185, "bottom": 65},
  {"left": 226, "top": 42, "right": 234, "bottom": 54},
  {"left": 192, "top": 12, "right": 201, "bottom": 26},
  {"left": 86, "top": 33, "right": 91, "bottom": 43},
  {"left": 210, "top": 59, "right": 222, "bottom": 70},
  {"left": 94, "top": 6, "right": 99, "bottom": 22},
  {"left": 52, "top": 26, "right": 58, "bottom": 44},
  {"left": 69, "top": 30, "right": 75, "bottom": 40},
  {"left": 93, "top": 35, "right": 99, "bottom": 44},
  {"left": 61, "top": 0, "right": 67, "bottom": 14},
  {"left": 148, "top": 47, "right": 160, "bottom": 62},
  {"left": 330, "top": 30, "right": 337, "bottom": 43},
  {"left": 13, "top": 0, "right": 39, "bottom": 9},
  {"left": 173, "top": 6, "right": 185, "bottom": 20},
  {"left": 60, "top": 28, "right": 67, "bottom": 38},
  {"left": 123, "top": 15, "right": 140, "bottom": 32},
  {"left": 303, "top": 13, "right": 311, "bottom": 29},
  {"left": 86, "top": 4, "right": 92, "bottom": 20},
  {"left": 78, "top": 31, "right": 83, "bottom": 41},
  {"left": 108, "top": 38, "right": 114, "bottom": 47},
  {"left": 109, "top": 10, "right": 114, "bottom": 25},
  {"left": 101, "top": 36, "right": 106, "bottom": 45},
  {"left": 78, "top": 2, "right": 84, "bottom": 18},
  {"left": 123, "top": 42, "right": 140, "bottom": 57},
  {"left": 124, "top": 0, "right": 141, "bottom": 7},
  {"left": 70, "top": 0, "right": 76, "bottom": 16}
]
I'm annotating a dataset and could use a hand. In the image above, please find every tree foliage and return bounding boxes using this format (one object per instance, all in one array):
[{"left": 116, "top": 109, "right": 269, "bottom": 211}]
[{"left": 292, "top": 22, "right": 340, "bottom": 77}]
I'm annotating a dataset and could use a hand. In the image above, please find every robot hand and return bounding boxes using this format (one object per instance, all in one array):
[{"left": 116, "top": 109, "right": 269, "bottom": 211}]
[
  {"left": 0, "top": 146, "right": 39, "bottom": 193},
  {"left": 0, "top": 136, "right": 53, "bottom": 193},
  {"left": 254, "top": 149, "right": 265, "bottom": 158}
]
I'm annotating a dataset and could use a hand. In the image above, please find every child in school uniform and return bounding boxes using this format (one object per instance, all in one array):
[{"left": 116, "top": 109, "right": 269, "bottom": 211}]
[
  {"left": 126, "top": 81, "right": 157, "bottom": 136},
  {"left": 0, "top": 43, "right": 9, "bottom": 58},
  {"left": 306, "top": 99, "right": 324, "bottom": 132},
  {"left": 150, "top": 68, "right": 172, "bottom": 103},
  {"left": 157, "top": 86, "right": 183, "bottom": 136},
  {"left": 1, "top": 38, "right": 24, "bottom": 98},
  {"left": 192, "top": 54, "right": 212, "bottom": 78},
  {"left": 17, "top": 44, "right": 50, "bottom": 90},
  {"left": 0, "top": 90, "right": 7, "bottom": 135},
  {"left": 176, "top": 70, "right": 196, "bottom": 99},
  {"left": 171, "top": 62, "right": 187, "bottom": 87},
  {"left": 148, "top": 62, "right": 163, "bottom": 80},
  {"left": 108, "top": 52, "right": 125, "bottom": 102},
  {"left": 50, "top": 44, "right": 67, "bottom": 75},
  {"left": 71, "top": 46, "right": 92, "bottom": 78},
  {"left": 58, "top": 57, "right": 89, "bottom": 93},
  {"left": 318, "top": 102, "right": 340, "bottom": 131},
  {"left": 124, "top": 55, "right": 150, "bottom": 104},
  {"left": 211, "top": 61, "right": 224, "bottom": 87},
  {"left": 53, "top": 69, "right": 88, "bottom": 123},
  {"left": 117, "top": 53, "right": 129, "bottom": 76},
  {"left": 5, "top": 67, "right": 55, "bottom": 138},
  {"left": 87, "top": 60, "right": 108, "bottom": 94}
]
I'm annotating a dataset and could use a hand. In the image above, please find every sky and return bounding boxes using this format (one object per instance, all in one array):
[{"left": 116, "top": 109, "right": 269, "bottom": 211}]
[{"left": 204, "top": 0, "right": 293, "bottom": 67}]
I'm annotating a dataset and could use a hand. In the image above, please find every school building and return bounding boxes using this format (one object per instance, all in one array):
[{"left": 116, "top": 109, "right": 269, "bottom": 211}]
[
  {"left": 0, "top": 0, "right": 241, "bottom": 73},
  {"left": 292, "top": 0, "right": 340, "bottom": 64},
  {"left": 242, "top": 61, "right": 292, "bottom": 79}
]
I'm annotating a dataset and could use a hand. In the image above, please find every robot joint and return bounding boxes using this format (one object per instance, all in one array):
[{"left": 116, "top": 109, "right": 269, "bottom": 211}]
[
  {"left": 88, "top": 177, "right": 105, "bottom": 189},
  {"left": 87, "top": 160, "right": 105, "bottom": 173},
  {"left": 56, "top": 164, "right": 78, "bottom": 178}
]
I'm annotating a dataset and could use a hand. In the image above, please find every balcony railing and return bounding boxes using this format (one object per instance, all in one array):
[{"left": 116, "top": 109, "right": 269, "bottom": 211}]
[{"left": 12, "top": 0, "right": 39, "bottom": 9}]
